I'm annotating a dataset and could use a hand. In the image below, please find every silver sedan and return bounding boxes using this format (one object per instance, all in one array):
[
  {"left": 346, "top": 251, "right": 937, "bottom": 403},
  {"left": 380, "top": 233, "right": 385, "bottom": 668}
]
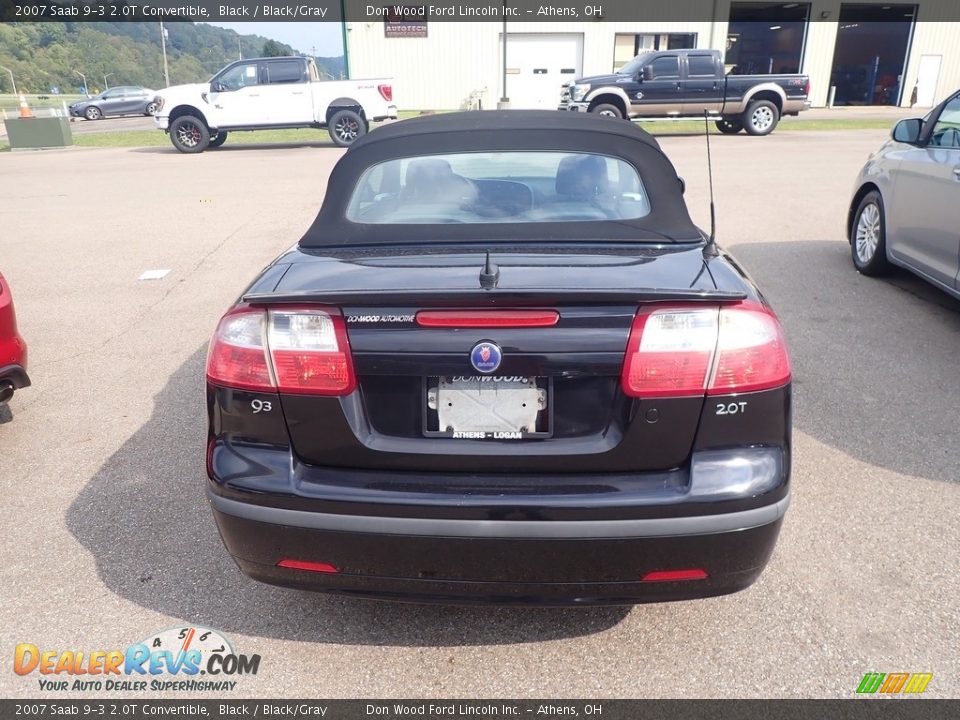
[{"left": 847, "top": 90, "right": 960, "bottom": 299}]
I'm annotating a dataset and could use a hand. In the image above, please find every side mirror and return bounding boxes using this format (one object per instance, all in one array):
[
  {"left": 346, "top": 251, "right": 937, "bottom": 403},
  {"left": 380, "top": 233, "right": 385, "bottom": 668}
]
[
  {"left": 892, "top": 118, "right": 923, "bottom": 144},
  {"left": 641, "top": 66, "right": 654, "bottom": 82}
]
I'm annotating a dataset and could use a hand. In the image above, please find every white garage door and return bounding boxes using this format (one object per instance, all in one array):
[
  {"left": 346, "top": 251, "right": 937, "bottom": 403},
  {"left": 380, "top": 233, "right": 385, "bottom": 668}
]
[{"left": 501, "top": 33, "right": 584, "bottom": 110}]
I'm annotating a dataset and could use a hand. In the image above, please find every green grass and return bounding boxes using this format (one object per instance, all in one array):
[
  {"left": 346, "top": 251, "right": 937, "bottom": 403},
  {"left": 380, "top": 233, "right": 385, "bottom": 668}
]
[{"left": 0, "top": 116, "right": 895, "bottom": 153}]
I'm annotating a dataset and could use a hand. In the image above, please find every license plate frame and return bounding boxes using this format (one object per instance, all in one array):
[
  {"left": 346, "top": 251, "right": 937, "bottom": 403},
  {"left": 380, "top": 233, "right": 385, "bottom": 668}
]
[{"left": 422, "top": 375, "right": 553, "bottom": 440}]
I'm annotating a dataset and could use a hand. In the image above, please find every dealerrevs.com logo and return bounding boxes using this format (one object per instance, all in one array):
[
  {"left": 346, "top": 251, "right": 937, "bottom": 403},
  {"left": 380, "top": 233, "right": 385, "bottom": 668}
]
[{"left": 13, "top": 626, "right": 260, "bottom": 693}]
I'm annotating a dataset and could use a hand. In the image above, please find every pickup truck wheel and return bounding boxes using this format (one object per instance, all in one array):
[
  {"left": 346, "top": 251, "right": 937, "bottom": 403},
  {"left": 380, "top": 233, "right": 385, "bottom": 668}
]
[
  {"left": 715, "top": 117, "right": 742, "bottom": 134},
  {"left": 329, "top": 110, "right": 366, "bottom": 147},
  {"left": 169, "top": 116, "right": 210, "bottom": 154},
  {"left": 84, "top": 106, "right": 102, "bottom": 121},
  {"left": 851, "top": 191, "right": 891, "bottom": 277},
  {"left": 743, "top": 100, "right": 779, "bottom": 136},
  {"left": 589, "top": 103, "right": 623, "bottom": 119},
  {"left": 208, "top": 131, "right": 228, "bottom": 148}
]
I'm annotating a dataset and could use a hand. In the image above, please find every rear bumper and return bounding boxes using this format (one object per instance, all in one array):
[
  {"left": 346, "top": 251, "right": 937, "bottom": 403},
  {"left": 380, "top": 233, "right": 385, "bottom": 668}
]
[
  {"left": 154, "top": 115, "right": 169, "bottom": 131},
  {"left": 210, "top": 494, "right": 786, "bottom": 605},
  {"left": 206, "top": 444, "right": 790, "bottom": 605}
]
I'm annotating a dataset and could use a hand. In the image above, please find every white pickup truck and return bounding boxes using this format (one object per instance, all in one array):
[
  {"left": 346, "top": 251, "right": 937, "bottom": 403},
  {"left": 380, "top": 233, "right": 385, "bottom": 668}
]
[{"left": 153, "top": 56, "right": 397, "bottom": 153}]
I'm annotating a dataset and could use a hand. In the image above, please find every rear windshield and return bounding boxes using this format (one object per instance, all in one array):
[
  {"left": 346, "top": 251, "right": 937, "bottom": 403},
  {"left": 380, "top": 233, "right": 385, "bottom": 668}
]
[{"left": 344, "top": 151, "right": 651, "bottom": 224}]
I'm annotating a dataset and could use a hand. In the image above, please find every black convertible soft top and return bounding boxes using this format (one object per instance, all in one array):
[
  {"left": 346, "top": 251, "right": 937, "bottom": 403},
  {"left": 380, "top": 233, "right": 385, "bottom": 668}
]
[{"left": 299, "top": 110, "right": 702, "bottom": 247}]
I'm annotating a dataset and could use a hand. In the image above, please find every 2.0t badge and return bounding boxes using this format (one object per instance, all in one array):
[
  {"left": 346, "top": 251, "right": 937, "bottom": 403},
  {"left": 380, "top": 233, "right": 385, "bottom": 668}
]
[{"left": 470, "top": 341, "right": 502, "bottom": 374}]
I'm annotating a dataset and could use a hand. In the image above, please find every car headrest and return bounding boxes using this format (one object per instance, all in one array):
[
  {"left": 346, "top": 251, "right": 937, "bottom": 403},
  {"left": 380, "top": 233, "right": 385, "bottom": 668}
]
[
  {"left": 404, "top": 158, "right": 454, "bottom": 195},
  {"left": 555, "top": 155, "right": 610, "bottom": 199}
]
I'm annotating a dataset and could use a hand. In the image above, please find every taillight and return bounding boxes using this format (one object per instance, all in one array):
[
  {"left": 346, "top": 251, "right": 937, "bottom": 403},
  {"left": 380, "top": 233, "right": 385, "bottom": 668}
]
[
  {"left": 268, "top": 309, "right": 355, "bottom": 395},
  {"left": 206, "top": 307, "right": 355, "bottom": 396},
  {"left": 707, "top": 304, "right": 791, "bottom": 395},
  {"left": 206, "top": 308, "right": 273, "bottom": 392},
  {"left": 620, "top": 303, "right": 790, "bottom": 398},
  {"left": 377, "top": 84, "right": 393, "bottom": 102},
  {"left": 804, "top": 80, "right": 811, "bottom": 97}
]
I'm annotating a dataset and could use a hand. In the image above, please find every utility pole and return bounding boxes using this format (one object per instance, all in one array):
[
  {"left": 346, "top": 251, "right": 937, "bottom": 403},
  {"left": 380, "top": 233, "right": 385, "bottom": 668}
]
[
  {"left": 339, "top": 0, "right": 350, "bottom": 79},
  {"left": 74, "top": 69, "right": 88, "bottom": 97},
  {"left": 498, "top": 1, "right": 509, "bottom": 108},
  {"left": 103, "top": 73, "right": 113, "bottom": 90},
  {"left": 159, "top": 21, "right": 170, "bottom": 87},
  {"left": 0, "top": 65, "right": 16, "bottom": 96}
]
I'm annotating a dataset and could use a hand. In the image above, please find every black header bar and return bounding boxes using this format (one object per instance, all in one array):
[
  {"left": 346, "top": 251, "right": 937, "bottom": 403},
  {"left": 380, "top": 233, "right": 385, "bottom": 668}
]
[{"left": 1, "top": 0, "right": 950, "bottom": 23}]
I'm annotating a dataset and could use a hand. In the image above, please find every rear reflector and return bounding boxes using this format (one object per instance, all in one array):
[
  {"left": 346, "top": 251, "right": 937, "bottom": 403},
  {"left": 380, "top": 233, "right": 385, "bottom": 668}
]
[
  {"left": 621, "top": 302, "right": 790, "bottom": 398},
  {"left": 277, "top": 559, "right": 339, "bottom": 574},
  {"left": 206, "top": 306, "right": 355, "bottom": 396},
  {"left": 641, "top": 569, "right": 708, "bottom": 582},
  {"left": 416, "top": 310, "right": 559, "bottom": 328}
]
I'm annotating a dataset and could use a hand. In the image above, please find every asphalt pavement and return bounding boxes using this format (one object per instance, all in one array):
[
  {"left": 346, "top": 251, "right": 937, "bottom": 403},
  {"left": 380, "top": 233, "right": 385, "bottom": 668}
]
[{"left": 0, "top": 128, "right": 958, "bottom": 699}]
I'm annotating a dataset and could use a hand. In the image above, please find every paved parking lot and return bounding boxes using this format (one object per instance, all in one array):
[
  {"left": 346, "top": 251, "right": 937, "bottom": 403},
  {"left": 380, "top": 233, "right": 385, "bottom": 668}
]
[{"left": 1, "top": 129, "right": 958, "bottom": 698}]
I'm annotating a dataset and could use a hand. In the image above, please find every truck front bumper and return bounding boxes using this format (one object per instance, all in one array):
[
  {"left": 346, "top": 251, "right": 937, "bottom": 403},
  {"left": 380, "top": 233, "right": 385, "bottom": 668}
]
[{"left": 558, "top": 101, "right": 589, "bottom": 112}]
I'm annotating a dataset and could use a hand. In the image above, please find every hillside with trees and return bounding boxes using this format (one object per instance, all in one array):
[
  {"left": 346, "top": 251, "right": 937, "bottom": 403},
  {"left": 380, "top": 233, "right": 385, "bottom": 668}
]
[{"left": 0, "top": 22, "right": 344, "bottom": 94}]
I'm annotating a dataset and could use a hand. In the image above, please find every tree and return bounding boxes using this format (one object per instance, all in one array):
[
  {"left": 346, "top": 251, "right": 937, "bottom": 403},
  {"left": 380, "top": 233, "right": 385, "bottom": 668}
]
[{"left": 261, "top": 40, "right": 286, "bottom": 58}]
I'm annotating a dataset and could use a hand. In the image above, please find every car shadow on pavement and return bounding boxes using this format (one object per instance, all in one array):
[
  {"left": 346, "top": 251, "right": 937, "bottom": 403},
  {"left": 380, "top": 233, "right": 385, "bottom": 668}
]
[
  {"left": 66, "top": 347, "right": 629, "bottom": 646},
  {"left": 728, "top": 239, "right": 960, "bottom": 482}
]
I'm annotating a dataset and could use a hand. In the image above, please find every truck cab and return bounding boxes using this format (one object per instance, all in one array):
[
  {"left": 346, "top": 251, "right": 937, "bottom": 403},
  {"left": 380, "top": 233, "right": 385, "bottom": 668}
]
[
  {"left": 153, "top": 56, "right": 397, "bottom": 152},
  {"left": 560, "top": 48, "right": 810, "bottom": 136}
]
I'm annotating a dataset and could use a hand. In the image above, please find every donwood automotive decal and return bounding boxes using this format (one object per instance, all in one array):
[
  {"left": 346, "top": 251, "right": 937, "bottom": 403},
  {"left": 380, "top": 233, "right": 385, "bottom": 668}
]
[{"left": 346, "top": 314, "right": 415, "bottom": 323}]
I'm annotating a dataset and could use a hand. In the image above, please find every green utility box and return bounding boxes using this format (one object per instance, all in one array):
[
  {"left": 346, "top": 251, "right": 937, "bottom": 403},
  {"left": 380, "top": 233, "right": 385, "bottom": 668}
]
[{"left": 3, "top": 117, "right": 73, "bottom": 149}]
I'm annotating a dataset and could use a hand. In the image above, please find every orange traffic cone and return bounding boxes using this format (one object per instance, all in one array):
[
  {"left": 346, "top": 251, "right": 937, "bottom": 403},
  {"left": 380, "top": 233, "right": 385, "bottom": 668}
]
[{"left": 18, "top": 94, "right": 33, "bottom": 118}]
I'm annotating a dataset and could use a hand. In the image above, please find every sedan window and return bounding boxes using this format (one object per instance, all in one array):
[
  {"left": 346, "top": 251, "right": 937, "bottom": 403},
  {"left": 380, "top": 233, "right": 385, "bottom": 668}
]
[
  {"left": 346, "top": 151, "right": 650, "bottom": 224},
  {"left": 929, "top": 97, "right": 960, "bottom": 148}
]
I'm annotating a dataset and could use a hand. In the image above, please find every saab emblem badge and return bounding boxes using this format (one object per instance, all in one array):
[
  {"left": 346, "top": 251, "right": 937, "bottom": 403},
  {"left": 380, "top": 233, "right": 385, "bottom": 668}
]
[{"left": 470, "top": 341, "right": 502, "bottom": 374}]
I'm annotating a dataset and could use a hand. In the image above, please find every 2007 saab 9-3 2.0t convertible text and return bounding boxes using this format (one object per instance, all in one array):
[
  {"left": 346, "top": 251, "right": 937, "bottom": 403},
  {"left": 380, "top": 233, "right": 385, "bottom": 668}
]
[{"left": 204, "top": 111, "right": 792, "bottom": 605}]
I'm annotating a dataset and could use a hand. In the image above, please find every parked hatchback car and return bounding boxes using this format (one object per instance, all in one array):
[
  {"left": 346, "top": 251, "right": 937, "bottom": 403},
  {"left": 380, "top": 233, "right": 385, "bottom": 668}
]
[
  {"left": 848, "top": 90, "right": 960, "bottom": 297},
  {"left": 205, "top": 111, "right": 792, "bottom": 605},
  {"left": 69, "top": 86, "right": 157, "bottom": 120},
  {"left": 0, "top": 271, "right": 29, "bottom": 406}
]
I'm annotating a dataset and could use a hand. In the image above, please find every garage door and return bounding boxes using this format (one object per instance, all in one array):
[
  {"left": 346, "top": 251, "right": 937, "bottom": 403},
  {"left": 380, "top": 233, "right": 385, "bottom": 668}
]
[{"left": 501, "top": 33, "right": 584, "bottom": 109}]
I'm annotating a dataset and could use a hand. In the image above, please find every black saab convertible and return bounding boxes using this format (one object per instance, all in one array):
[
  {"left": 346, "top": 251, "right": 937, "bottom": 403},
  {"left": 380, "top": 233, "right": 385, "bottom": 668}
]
[{"left": 205, "top": 111, "right": 791, "bottom": 605}]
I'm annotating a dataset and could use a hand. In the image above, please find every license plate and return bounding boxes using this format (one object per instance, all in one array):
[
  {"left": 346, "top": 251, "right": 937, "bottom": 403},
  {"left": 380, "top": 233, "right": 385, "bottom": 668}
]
[{"left": 424, "top": 376, "right": 550, "bottom": 439}]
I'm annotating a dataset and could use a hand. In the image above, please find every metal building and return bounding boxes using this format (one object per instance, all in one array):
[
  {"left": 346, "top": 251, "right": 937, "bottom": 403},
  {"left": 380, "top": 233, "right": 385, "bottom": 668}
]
[{"left": 346, "top": 1, "right": 960, "bottom": 111}]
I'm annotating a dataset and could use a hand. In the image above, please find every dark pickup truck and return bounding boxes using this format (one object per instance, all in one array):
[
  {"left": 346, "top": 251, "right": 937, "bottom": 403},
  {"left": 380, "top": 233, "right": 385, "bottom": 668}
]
[{"left": 559, "top": 49, "right": 811, "bottom": 135}]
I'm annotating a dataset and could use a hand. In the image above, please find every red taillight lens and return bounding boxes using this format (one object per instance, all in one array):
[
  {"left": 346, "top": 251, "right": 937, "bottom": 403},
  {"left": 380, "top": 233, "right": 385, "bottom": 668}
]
[
  {"left": 804, "top": 80, "right": 811, "bottom": 97},
  {"left": 707, "top": 305, "right": 791, "bottom": 395},
  {"left": 416, "top": 310, "right": 559, "bottom": 328},
  {"left": 621, "top": 303, "right": 790, "bottom": 398},
  {"left": 277, "top": 559, "right": 339, "bottom": 574},
  {"left": 641, "top": 568, "right": 708, "bottom": 582},
  {"left": 378, "top": 84, "right": 393, "bottom": 102},
  {"left": 267, "top": 309, "right": 356, "bottom": 395},
  {"left": 206, "top": 309, "right": 273, "bottom": 391},
  {"left": 621, "top": 306, "right": 719, "bottom": 398},
  {"left": 206, "top": 307, "right": 355, "bottom": 396}
]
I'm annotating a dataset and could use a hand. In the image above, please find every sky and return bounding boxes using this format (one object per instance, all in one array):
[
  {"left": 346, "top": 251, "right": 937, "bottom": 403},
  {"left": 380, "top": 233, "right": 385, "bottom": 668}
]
[{"left": 203, "top": 22, "right": 344, "bottom": 56}]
